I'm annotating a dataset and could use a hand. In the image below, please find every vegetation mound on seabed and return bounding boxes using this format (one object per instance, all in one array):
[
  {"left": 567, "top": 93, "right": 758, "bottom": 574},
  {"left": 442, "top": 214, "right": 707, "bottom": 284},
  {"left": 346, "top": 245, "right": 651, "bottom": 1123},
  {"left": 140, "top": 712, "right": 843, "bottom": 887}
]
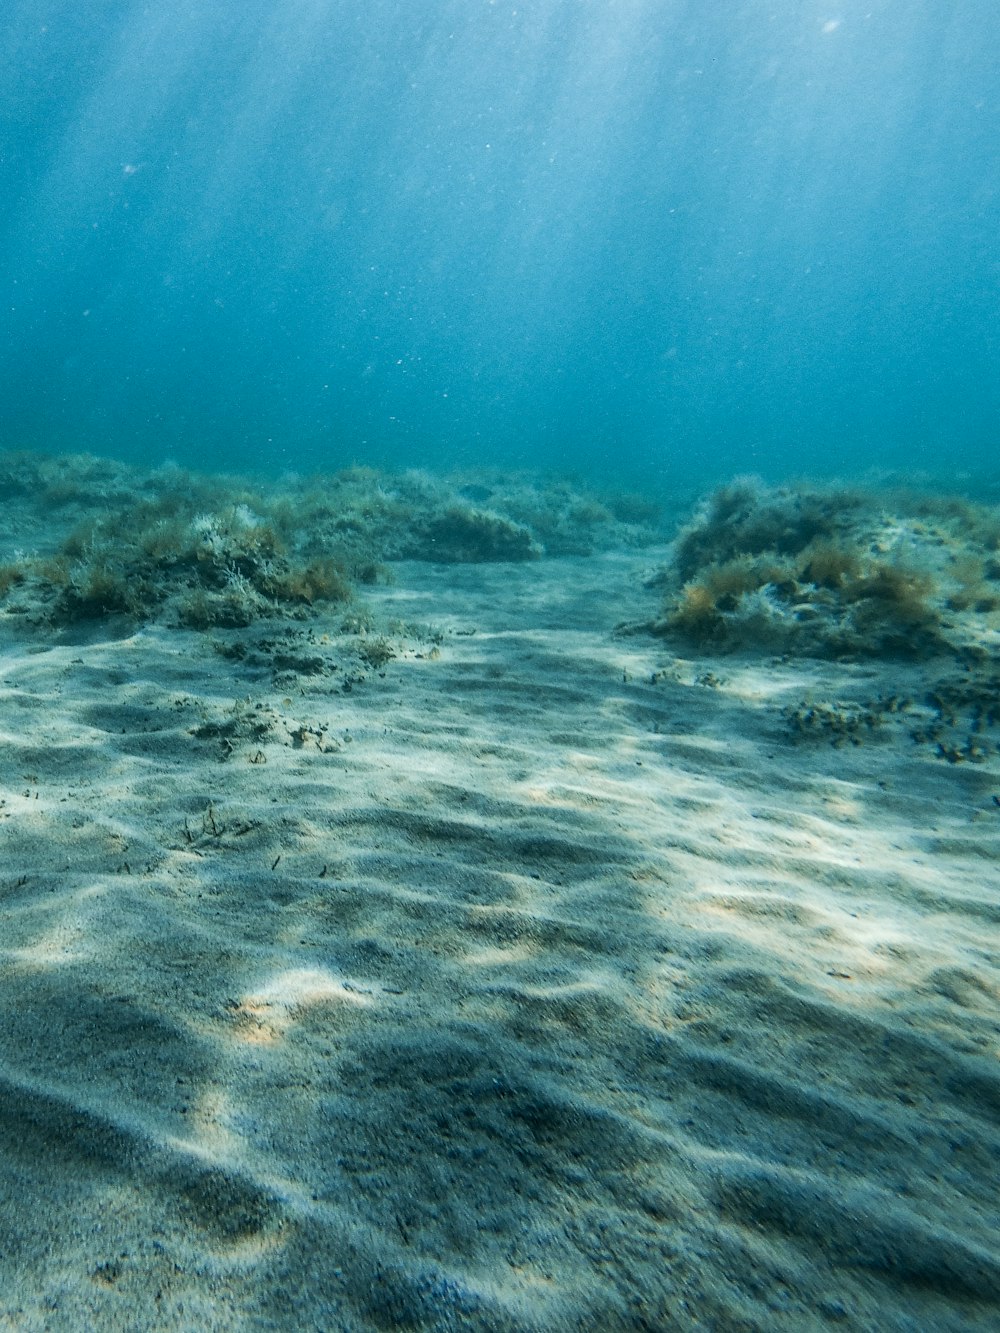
[
  {"left": 0, "top": 451, "right": 666, "bottom": 632},
  {"left": 645, "top": 476, "right": 1000, "bottom": 661}
]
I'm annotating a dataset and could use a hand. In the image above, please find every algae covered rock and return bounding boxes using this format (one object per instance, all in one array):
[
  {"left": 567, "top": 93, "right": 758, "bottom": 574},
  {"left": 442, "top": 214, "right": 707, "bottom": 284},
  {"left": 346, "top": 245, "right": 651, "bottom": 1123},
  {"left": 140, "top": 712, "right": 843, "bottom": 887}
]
[
  {"left": 404, "top": 505, "right": 539, "bottom": 563},
  {"left": 652, "top": 478, "right": 1000, "bottom": 661}
]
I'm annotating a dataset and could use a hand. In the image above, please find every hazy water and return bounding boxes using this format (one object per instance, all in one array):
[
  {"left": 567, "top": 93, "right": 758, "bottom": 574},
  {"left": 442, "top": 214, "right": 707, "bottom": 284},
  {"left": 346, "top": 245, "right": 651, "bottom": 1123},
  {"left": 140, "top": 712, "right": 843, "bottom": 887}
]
[{"left": 1, "top": 1, "right": 997, "bottom": 487}]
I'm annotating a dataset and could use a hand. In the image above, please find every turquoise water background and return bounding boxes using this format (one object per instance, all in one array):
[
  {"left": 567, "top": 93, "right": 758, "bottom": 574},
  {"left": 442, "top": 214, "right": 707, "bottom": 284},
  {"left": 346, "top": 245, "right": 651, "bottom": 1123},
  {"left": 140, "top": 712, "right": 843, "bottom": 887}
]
[{"left": 2, "top": 1, "right": 997, "bottom": 485}]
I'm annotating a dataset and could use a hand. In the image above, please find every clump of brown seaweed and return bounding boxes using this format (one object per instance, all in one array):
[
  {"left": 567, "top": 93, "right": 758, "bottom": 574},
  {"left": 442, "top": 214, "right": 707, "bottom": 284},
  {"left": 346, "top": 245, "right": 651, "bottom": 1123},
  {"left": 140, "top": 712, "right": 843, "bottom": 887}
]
[
  {"left": 0, "top": 450, "right": 666, "bottom": 635},
  {"left": 650, "top": 477, "right": 1000, "bottom": 661}
]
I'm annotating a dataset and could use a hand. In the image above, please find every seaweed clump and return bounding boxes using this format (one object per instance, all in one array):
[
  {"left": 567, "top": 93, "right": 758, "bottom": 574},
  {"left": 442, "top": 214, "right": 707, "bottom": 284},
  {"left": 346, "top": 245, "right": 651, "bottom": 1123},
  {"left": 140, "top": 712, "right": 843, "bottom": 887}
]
[
  {"left": 652, "top": 478, "right": 1000, "bottom": 660},
  {"left": 673, "top": 478, "right": 855, "bottom": 582},
  {"left": 408, "top": 506, "right": 539, "bottom": 563},
  {"left": 0, "top": 453, "right": 667, "bottom": 636},
  {"left": 6, "top": 487, "right": 355, "bottom": 631}
]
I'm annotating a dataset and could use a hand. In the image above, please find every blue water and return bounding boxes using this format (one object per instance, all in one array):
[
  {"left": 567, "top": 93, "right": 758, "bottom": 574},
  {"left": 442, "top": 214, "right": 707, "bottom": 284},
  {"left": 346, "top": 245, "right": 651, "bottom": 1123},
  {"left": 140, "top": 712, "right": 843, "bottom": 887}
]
[{"left": 2, "top": 1, "right": 997, "bottom": 486}]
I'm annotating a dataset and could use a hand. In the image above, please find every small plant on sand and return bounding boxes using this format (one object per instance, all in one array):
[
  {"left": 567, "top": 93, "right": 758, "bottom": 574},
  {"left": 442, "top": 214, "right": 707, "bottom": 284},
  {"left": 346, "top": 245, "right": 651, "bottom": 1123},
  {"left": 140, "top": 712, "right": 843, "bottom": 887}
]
[
  {"left": 357, "top": 636, "right": 396, "bottom": 669},
  {"left": 667, "top": 583, "right": 724, "bottom": 644},
  {"left": 0, "top": 563, "right": 25, "bottom": 597}
]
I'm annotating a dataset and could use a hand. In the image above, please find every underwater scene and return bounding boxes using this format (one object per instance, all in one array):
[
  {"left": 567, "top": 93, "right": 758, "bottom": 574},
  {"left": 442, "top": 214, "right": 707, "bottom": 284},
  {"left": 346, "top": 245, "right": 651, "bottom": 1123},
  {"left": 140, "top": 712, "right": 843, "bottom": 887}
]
[{"left": 1, "top": 4, "right": 998, "bottom": 1331}]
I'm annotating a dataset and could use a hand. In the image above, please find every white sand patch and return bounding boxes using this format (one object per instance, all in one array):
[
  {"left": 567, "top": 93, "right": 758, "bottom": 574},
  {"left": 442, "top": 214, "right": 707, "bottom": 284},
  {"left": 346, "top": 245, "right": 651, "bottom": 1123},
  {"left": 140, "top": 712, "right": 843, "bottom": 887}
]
[
  {"left": 0, "top": 542, "right": 997, "bottom": 1329},
  {"left": 227, "top": 967, "right": 377, "bottom": 1044}
]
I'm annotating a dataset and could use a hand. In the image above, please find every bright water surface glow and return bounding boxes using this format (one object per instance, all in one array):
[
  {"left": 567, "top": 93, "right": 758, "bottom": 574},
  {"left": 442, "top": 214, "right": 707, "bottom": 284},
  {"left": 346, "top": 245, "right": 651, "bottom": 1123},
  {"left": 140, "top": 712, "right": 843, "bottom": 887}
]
[{"left": 1, "top": 1, "right": 997, "bottom": 484}]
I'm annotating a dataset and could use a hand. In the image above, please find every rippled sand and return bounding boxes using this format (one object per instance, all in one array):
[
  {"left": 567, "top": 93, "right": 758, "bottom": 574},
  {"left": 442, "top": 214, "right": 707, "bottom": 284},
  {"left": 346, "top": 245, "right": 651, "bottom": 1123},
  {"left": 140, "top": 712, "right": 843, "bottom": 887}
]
[{"left": 1, "top": 550, "right": 998, "bottom": 1330}]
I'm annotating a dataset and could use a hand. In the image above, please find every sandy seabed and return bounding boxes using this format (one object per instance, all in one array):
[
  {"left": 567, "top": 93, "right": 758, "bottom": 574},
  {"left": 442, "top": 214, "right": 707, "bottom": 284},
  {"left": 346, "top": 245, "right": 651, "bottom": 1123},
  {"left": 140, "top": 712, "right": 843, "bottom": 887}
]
[{"left": 0, "top": 549, "right": 998, "bottom": 1332}]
